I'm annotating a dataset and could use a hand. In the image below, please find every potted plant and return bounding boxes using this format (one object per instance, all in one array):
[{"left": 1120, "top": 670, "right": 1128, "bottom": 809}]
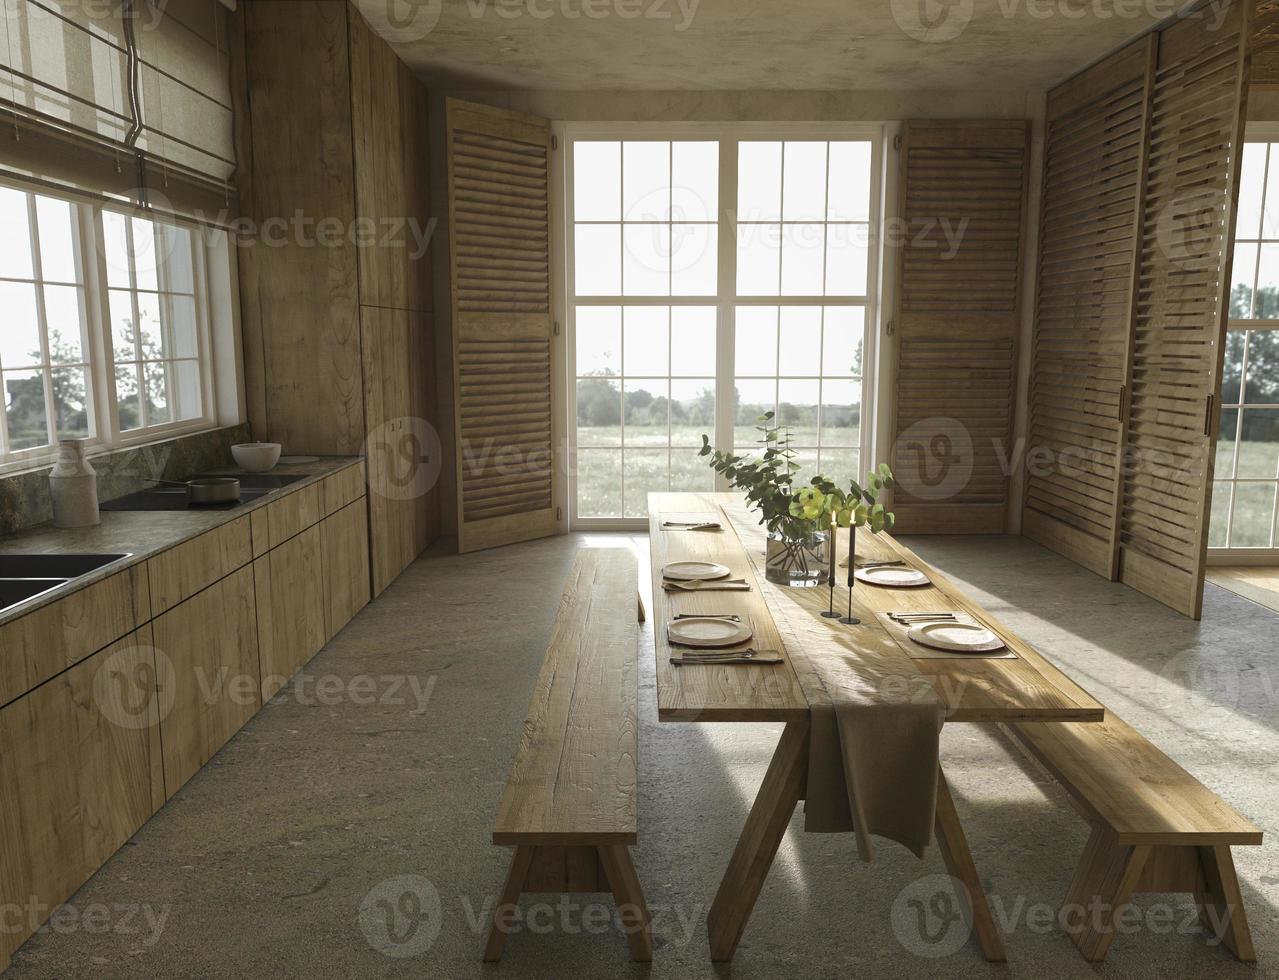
[{"left": 699, "top": 413, "right": 895, "bottom": 586}]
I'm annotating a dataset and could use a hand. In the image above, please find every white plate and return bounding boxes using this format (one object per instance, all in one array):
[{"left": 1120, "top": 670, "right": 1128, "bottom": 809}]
[
  {"left": 907, "top": 621, "right": 1006, "bottom": 654},
  {"left": 668, "top": 617, "right": 754, "bottom": 648},
  {"left": 662, "top": 560, "right": 731, "bottom": 582},
  {"left": 855, "top": 566, "right": 930, "bottom": 588}
]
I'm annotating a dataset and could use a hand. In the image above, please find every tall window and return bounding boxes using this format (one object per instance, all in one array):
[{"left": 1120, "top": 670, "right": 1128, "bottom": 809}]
[
  {"left": 568, "top": 130, "right": 880, "bottom": 526},
  {"left": 0, "top": 183, "right": 215, "bottom": 470},
  {"left": 1215, "top": 140, "right": 1279, "bottom": 553}
]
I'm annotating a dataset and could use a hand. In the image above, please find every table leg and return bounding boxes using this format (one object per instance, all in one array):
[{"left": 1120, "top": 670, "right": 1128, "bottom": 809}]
[
  {"left": 933, "top": 767, "right": 1007, "bottom": 962},
  {"left": 706, "top": 720, "right": 809, "bottom": 961}
]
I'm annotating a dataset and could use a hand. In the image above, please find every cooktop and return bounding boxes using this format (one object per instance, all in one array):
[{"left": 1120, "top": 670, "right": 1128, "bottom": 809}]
[{"left": 101, "top": 474, "right": 306, "bottom": 512}]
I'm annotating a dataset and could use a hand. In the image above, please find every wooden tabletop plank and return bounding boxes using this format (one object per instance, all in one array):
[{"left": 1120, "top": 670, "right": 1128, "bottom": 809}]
[
  {"left": 649, "top": 493, "right": 1105, "bottom": 725},
  {"left": 648, "top": 493, "right": 810, "bottom": 723},
  {"left": 494, "top": 548, "right": 639, "bottom": 845}
]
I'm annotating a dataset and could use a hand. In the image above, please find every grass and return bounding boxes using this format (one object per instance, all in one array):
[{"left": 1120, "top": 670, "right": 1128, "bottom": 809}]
[{"left": 575, "top": 426, "right": 860, "bottom": 519}]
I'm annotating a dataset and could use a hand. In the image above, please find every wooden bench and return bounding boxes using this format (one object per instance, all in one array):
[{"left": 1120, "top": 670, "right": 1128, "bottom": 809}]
[
  {"left": 484, "top": 548, "right": 651, "bottom": 962},
  {"left": 1009, "top": 713, "right": 1262, "bottom": 962}
]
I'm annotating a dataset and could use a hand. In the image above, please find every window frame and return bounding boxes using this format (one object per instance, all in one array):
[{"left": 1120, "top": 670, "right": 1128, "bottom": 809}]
[
  {"left": 1210, "top": 126, "right": 1279, "bottom": 563},
  {"left": 0, "top": 177, "right": 221, "bottom": 475},
  {"left": 562, "top": 122, "right": 885, "bottom": 532}
]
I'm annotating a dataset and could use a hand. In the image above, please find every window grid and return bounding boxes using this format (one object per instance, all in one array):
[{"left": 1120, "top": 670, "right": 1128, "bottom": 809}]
[
  {"left": 1213, "top": 329, "right": 1279, "bottom": 550},
  {"left": 0, "top": 189, "right": 94, "bottom": 458},
  {"left": 1212, "top": 137, "right": 1279, "bottom": 552},
  {"left": 0, "top": 181, "right": 215, "bottom": 471},
  {"left": 104, "top": 213, "right": 203, "bottom": 434},
  {"left": 568, "top": 132, "right": 878, "bottom": 526}
]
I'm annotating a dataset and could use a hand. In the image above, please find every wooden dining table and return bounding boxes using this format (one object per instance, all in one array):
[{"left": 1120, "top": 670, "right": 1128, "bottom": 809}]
[{"left": 647, "top": 492, "right": 1106, "bottom": 963}]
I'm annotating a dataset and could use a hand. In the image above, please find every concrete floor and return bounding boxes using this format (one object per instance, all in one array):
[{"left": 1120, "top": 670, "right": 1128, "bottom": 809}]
[{"left": 6, "top": 533, "right": 1279, "bottom": 979}]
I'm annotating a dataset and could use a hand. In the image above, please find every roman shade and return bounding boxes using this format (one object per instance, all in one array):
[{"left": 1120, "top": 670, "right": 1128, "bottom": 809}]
[{"left": 0, "top": 0, "right": 235, "bottom": 218}]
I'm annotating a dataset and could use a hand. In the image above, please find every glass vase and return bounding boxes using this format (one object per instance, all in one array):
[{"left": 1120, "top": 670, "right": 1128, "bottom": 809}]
[{"left": 765, "top": 528, "right": 827, "bottom": 587}]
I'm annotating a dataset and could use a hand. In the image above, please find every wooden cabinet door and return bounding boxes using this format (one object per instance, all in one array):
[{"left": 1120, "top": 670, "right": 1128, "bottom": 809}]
[
  {"left": 889, "top": 120, "right": 1029, "bottom": 533},
  {"left": 1116, "top": 6, "right": 1250, "bottom": 618},
  {"left": 322, "top": 498, "right": 371, "bottom": 641},
  {"left": 152, "top": 566, "right": 261, "bottom": 797},
  {"left": 0, "top": 628, "right": 165, "bottom": 961},
  {"left": 446, "top": 98, "right": 558, "bottom": 553},
  {"left": 254, "top": 525, "right": 327, "bottom": 700}
]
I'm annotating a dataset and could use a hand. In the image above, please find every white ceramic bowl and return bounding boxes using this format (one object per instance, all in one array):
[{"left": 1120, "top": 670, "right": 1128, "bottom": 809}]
[{"left": 231, "top": 442, "right": 282, "bottom": 473}]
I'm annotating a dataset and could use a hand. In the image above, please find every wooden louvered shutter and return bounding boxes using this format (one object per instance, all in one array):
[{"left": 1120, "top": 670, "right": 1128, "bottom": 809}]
[
  {"left": 890, "top": 121, "right": 1029, "bottom": 533},
  {"left": 1117, "top": 3, "right": 1250, "bottom": 617},
  {"left": 1023, "top": 38, "right": 1156, "bottom": 579},
  {"left": 446, "top": 99, "right": 557, "bottom": 554}
]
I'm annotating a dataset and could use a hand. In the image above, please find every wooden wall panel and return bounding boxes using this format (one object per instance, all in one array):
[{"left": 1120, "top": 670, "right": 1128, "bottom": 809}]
[
  {"left": 239, "top": 1, "right": 363, "bottom": 454},
  {"left": 1023, "top": 38, "right": 1155, "bottom": 579},
  {"left": 890, "top": 120, "right": 1029, "bottom": 533},
  {"left": 446, "top": 99, "right": 557, "bottom": 553},
  {"left": 350, "top": 7, "right": 411, "bottom": 311},
  {"left": 363, "top": 306, "right": 439, "bottom": 593},
  {"left": 1118, "top": 1, "right": 1249, "bottom": 618},
  {"left": 236, "top": 0, "right": 440, "bottom": 593}
]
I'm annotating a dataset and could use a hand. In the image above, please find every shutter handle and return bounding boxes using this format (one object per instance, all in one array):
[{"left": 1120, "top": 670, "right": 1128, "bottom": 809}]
[{"left": 1204, "top": 393, "right": 1215, "bottom": 437}]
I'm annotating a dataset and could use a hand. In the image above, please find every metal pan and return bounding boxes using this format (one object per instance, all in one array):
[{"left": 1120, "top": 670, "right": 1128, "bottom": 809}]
[{"left": 147, "top": 477, "right": 241, "bottom": 505}]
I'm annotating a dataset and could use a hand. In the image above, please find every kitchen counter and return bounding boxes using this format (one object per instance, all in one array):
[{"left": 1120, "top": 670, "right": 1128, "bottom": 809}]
[{"left": 0, "top": 456, "right": 364, "bottom": 628}]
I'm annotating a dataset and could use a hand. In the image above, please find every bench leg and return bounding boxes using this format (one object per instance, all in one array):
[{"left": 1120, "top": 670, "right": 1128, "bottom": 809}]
[
  {"left": 707, "top": 719, "right": 808, "bottom": 961},
  {"left": 598, "top": 845, "right": 653, "bottom": 962},
  {"left": 1197, "top": 845, "right": 1255, "bottom": 961},
  {"left": 482, "top": 845, "right": 536, "bottom": 962},
  {"left": 933, "top": 768, "right": 1007, "bottom": 963},
  {"left": 1061, "top": 827, "right": 1151, "bottom": 962}
]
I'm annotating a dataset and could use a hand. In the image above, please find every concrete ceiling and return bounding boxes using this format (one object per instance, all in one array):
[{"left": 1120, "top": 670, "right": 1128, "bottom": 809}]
[{"left": 352, "top": 0, "right": 1167, "bottom": 92}]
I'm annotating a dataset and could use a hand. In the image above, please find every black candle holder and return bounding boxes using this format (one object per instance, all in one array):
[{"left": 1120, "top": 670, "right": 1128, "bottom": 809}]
[{"left": 840, "top": 522, "right": 860, "bottom": 625}]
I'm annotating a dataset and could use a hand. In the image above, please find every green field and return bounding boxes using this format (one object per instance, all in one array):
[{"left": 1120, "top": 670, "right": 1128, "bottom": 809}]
[
  {"left": 1211, "top": 437, "right": 1279, "bottom": 548},
  {"left": 575, "top": 425, "right": 861, "bottom": 519}
]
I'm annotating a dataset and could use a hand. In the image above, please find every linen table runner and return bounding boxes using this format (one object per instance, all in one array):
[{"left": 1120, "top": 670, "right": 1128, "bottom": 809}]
[{"left": 721, "top": 502, "right": 946, "bottom": 861}]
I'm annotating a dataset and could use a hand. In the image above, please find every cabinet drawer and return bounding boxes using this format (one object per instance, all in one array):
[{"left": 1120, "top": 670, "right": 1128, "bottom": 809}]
[
  {"left": 320, "top": 461, "right": 366, "bottom": 516},
  {"left": 0, "top": 563, "right": 151, "bottom": 708},
  {"left": 266, "top": 483, "right": 322, "bottom": 549},
  {"left": 254, "top": 525, "right": 326, "bottom": 700},
  {"left": 0, "top": 626, "right": 165, "bottom": 961},
  {"left": 147, "top": 516, "right": 253, "bottom": 616},
  {"left": 152, "top": 565, "right": 261, "bottom": 797}
]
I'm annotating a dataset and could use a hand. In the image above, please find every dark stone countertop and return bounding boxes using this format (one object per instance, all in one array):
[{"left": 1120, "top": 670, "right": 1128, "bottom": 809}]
[{"left": 0, "top": 456, "right": 364, "bottom": 628}]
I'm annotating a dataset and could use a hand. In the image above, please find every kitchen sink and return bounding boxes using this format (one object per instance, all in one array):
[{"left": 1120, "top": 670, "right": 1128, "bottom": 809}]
[
  {"left": 0, "top": 553, "right": 132, "bottom": 615},
  {"left": 0, "top": 553, "right": 130, "bottom": 579}
]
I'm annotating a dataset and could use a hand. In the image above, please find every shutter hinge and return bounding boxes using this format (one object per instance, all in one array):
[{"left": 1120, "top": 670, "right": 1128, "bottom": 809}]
[
  {"left": 553, "top": 320, "right": 561, "bottom": 336},
  {"left": 551, "top": 134, "right": 559, "bottom": 150},
  {"left": 893, "top": 134, "right": 902, "bottom": 151},
  {"left": 886, "top": 319, "right": 895, "bottom": 336},
  {"left": 556, "top": 506, "right": 563, "bottom": 521}
]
